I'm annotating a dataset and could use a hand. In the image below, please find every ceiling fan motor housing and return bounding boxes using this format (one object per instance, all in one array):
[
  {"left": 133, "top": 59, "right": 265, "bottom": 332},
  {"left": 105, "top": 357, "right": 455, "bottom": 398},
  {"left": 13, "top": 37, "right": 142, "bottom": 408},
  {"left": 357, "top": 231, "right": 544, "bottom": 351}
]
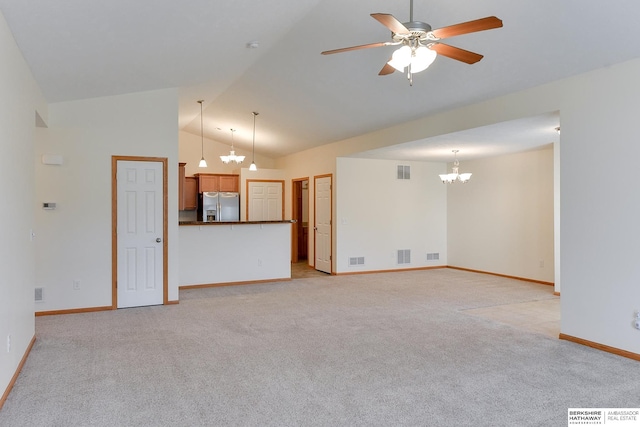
[{"left": 393, "top": 21, "right": 435, "bottom": 42}]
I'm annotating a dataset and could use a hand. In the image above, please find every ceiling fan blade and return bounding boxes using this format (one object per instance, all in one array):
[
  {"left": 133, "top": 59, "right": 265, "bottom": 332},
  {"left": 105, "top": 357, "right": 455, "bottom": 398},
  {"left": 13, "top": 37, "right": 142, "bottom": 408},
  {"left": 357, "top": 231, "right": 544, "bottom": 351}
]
[
  {"left": 321, "top": 42, "right": 389, "bottom": 55},
  {"left": 371, "top": 13, "right": 410, "bottom": 35},
  {"left": 429, "top": 43, "right": 484, "bottom": 64},
  {"left": 430, "top": 16, "right": 502, "bottom": 39},
  {"left": 378, "top": 62, "right": 395, "bottom": 76}
]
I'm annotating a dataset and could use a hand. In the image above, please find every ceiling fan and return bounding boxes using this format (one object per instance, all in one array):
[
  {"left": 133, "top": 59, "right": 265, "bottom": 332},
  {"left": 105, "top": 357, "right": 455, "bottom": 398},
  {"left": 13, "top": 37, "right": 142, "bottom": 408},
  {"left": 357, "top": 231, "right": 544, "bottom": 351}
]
[{"left": 321, "top": 0, "right": 503, "bottom": 85}]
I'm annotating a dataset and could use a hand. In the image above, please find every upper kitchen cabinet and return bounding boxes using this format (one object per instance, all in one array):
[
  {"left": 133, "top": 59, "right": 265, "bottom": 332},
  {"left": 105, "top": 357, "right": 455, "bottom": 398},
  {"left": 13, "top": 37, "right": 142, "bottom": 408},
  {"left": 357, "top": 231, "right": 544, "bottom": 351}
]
[
  {"left": 196, "top": 173, "right": 220, "bottom": 192},
  {"left": 219, "top": 174, "right": 239, "bottom": 192},
  {"left": 184, "top": 177, "right": 197, "bottom": 210},
  {"left": 179, "top": 163, "right": 198, "bottom": 210},
  {"left": 195, "top": 173, "right": 239, "bottom": 193}
]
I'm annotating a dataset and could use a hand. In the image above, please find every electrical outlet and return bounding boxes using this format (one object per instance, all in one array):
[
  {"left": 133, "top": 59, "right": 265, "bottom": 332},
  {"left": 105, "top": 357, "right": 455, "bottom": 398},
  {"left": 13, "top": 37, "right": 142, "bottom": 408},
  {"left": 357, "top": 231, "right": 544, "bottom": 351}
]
[
  {"left": 7, "top": 334, "right": 10, "bottom": 353},
  {"left": 539, "top": 260, "right": 544, "bottom": 268},
  {"left": 73, "top": 280, "right": 80, "bottom": 290},
  {"left": 257, "top": 258, "right": 262, "bottom": 267}
]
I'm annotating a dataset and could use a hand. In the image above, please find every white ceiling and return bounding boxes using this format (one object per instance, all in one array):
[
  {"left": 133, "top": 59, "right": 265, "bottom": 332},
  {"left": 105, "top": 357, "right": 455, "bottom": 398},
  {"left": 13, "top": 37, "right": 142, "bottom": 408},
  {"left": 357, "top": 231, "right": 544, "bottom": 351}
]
[{"left": 2, "top": 0, "right": 640, "bottom": 160}]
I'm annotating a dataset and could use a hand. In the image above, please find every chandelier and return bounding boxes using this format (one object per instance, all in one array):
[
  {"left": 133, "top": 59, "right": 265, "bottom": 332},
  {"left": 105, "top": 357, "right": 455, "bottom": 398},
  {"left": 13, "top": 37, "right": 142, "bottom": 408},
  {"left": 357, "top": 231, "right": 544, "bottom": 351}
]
[
  {"left": 439, "top": 150, "right": 472, "bottom": 183},
  {"left": 220, "top": 128, "right": 244, "bottom": 164}
]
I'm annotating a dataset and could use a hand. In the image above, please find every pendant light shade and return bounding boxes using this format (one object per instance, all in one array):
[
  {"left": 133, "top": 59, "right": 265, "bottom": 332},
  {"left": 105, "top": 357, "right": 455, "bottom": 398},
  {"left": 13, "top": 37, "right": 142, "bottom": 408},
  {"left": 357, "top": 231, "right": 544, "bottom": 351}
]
[
  {"left": 197, "top": 100, "right": 207, "bottom": 168},
  {"left": 249, "top": 111, "right": 259, "bottom": 171}
]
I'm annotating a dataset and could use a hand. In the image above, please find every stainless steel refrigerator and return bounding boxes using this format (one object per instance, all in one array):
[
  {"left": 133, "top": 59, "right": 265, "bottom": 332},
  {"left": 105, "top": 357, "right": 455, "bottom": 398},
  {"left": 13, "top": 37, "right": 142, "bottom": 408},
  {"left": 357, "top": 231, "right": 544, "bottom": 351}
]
[{"left": 202, "top": 192, "right": 240, "bottom": 222}]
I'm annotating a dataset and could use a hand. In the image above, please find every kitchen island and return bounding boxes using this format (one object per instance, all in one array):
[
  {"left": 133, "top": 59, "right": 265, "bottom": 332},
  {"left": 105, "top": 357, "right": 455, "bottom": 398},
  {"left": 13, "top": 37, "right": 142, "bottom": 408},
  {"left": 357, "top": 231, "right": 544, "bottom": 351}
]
[{"left": 178, "top": 220, "right": 293, "bottom": 289}]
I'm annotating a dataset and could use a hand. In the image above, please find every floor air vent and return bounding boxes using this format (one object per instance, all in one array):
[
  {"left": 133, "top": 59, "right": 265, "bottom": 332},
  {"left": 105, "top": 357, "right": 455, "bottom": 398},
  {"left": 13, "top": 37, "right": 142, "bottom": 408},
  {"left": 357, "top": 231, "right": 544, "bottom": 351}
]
[
  {"left": 35, "top": 287, "right": 44, "bottom": 302},
  {"left": 397, "top": 249, "right": 411, "bottom": 265},
  {"left": 349, "top": 256, "right": 365, "bottom": 266},
  {"left": 427, "top": 252, "right": 440, "bottom": 261}
]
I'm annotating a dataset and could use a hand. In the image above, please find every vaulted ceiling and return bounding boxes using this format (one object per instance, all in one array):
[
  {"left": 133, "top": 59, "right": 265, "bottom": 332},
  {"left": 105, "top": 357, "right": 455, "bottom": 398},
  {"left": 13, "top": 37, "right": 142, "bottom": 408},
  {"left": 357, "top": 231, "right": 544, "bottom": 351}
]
[{"left": 2, "top": 1, "right": 640, "bottom": 160}]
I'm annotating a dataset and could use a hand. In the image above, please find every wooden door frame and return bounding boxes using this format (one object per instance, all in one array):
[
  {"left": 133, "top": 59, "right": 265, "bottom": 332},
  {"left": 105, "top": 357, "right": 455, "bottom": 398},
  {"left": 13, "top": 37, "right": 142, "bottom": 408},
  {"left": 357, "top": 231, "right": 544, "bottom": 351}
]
[
  {"left": 314, "top": 174, "right": 332, "bottom": 273},
  {"left": 245, "top": 179, "right": 285, "bottom": 220},
  {"left": 291, "top": 177, "right": 309, "bottom": 263},
  {"left": 111, "top": 156, "right": 169, "bottom": 309}
]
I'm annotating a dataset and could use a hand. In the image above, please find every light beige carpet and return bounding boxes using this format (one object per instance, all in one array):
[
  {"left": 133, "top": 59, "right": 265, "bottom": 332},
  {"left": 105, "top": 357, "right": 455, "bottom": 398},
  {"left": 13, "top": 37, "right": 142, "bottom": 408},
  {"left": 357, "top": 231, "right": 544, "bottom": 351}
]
[{"left": 1, "top": 268, "right": 637, "bottom": 427}]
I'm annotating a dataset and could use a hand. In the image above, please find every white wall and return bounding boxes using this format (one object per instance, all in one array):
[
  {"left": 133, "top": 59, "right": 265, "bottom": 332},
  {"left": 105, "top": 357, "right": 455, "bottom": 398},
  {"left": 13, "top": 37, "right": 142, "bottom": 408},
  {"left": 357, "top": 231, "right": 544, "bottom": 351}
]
[
  {"left": 558, "top": 61, "right": 640, "bottom": 351},
  {"left": 447, "top": 148, "right": 555, "bottom": 283},
  {"left": 34, "top": 89, "right": 180, "bottom": 311},
  {"left": 336, "top": 158, "right": 447, "bottom": 273},
  {"left": 0, "top": 10, "right": 46, "bottom": 400}
]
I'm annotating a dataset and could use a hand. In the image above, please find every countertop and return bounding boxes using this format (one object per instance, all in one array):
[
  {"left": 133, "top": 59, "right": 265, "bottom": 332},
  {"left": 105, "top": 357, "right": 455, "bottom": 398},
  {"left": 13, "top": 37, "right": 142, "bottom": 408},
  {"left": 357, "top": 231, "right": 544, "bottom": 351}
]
[{"left": 179, "top": 220, "right": 295, "bottom": 226}]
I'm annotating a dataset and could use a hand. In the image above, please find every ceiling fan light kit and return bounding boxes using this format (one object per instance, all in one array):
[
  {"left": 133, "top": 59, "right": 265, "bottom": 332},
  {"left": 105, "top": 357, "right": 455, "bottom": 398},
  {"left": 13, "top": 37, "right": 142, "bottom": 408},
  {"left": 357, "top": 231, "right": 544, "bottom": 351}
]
[{"left": 321, "top": 0, "right": 502, "bottom": 85}]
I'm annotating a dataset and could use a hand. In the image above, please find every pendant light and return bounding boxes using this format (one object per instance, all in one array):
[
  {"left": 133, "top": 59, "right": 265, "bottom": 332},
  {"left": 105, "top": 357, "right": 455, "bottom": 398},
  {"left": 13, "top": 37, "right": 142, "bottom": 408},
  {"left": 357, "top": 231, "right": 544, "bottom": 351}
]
[
  {"left": 220, "top": 129, "right": 245, "bottom": 164},
  {"left": 197, "top": 100, "right": 207, "bottom": 168},
  {"left": 249, "top": 112, "right": 259, "bottom": 171}
]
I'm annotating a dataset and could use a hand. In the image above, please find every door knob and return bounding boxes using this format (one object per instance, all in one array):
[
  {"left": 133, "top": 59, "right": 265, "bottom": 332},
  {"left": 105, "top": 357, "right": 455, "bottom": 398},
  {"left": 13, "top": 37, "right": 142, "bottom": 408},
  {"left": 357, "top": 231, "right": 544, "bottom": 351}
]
[{"left": 156, "top": 238, "right": 162, "bottom": 243}]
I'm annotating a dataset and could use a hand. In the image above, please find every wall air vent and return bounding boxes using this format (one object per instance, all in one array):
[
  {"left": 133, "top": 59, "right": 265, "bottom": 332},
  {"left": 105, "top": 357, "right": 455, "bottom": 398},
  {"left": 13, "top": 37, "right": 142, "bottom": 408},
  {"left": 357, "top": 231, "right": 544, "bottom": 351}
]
[
  {"left": 349, "top": 256, "right": 365, "bottom": 266},
  {"left": 397, "top": 165, "right": 410, "bottom": 180},
  {"left": 397, "top": 249, "right": 411, "bottom": 265},
  {"left": 427, "top": 252, "right": 440, "bottom": 261},
  {"left": 35, "top": 287, "right": 44, "bottom": 302}
]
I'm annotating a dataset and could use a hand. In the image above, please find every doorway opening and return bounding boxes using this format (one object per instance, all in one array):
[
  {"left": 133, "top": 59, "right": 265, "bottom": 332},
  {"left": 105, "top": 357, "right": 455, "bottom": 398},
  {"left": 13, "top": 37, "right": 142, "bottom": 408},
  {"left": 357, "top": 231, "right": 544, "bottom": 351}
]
[{"left": 292, "top": 178, "right": 309, "bottom": 264}]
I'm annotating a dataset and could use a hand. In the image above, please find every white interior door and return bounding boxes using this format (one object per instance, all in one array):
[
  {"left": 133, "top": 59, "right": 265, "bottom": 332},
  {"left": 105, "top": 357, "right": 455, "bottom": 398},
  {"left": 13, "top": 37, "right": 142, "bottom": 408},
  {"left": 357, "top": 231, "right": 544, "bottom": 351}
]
[
  {"left": 315, "top": 175, "right": 331, "bottom": 274},
  {"left": 116, "top": 160, "right": 164, "bottom": 308},
  {"left": 248, "top": 181, "right": 283, "bottom": 221}
]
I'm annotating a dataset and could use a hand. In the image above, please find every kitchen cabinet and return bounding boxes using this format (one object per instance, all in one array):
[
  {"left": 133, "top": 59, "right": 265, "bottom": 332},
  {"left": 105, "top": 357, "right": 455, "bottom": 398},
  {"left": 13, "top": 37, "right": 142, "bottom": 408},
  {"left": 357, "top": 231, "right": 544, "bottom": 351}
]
[
  {"left": 184, "top": 177, "right": 197, "bottom": 210},
  {"left": 219, "top": 175, "right": 239, "bottom": 192},
  {"left": 195, "top": 173, "right": 239, "bottom": 193},
  {"left": 197, "top": 174, "right": 220, "bottom": 192},
  {"left": 179, "top": 163, "right": 186, "bottom": 210},
  {"left": 179, "top": 163, "right": 198, "bottom": 210}
]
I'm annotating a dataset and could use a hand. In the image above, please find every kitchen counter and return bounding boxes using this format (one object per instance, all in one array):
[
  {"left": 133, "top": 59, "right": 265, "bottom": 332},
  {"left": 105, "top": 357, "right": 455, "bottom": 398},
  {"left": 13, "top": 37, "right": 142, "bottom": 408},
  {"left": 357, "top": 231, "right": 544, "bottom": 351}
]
[
  {"left": 179, "top": 221, "right": 292, "bottom": 288},
  {"left": 179, "top": 220, "right": 294, "bottom": 226}
]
